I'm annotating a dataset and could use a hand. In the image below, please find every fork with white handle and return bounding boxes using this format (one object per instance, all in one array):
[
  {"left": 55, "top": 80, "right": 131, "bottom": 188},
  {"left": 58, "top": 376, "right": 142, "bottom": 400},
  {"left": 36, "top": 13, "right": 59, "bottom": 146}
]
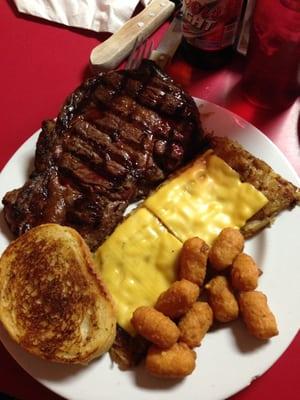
[
  {"left": 125, "top": 39, "right": 154, "bottom": 69},
  {"left": 125, "top": 9, "right": 182, "bottom": 70}
]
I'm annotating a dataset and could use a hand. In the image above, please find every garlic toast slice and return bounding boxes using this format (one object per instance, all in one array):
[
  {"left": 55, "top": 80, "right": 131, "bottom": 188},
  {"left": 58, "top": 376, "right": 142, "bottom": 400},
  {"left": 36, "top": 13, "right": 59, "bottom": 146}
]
[{"left": 0, "top": 224, "right": 116, "bottom": 364}]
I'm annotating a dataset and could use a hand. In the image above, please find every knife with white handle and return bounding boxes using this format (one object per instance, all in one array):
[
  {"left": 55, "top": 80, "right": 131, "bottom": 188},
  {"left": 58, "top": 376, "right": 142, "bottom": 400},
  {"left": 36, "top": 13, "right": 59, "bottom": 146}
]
[{"left": 90, "top": 0, "right": 175, "bottom": 71}]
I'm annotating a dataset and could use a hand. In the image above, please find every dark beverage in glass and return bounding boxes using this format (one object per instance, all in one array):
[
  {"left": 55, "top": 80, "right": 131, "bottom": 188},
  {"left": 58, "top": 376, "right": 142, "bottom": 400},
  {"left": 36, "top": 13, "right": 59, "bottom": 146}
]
[{"left": 242, "top": 0, "right": 300, "bottom": 110}]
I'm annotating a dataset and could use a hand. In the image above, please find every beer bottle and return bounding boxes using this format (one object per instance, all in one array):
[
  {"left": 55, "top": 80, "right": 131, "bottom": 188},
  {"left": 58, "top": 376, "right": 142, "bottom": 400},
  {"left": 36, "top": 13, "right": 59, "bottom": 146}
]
[{"left": 181, "top": 0, "right": 245, "bottom": 69}]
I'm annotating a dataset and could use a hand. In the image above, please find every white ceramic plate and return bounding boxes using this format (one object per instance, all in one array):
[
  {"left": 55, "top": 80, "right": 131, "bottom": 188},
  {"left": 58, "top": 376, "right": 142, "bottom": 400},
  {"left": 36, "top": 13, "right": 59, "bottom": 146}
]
[{"left": 0, "top": 99, "right": 299, "bottom": 400}]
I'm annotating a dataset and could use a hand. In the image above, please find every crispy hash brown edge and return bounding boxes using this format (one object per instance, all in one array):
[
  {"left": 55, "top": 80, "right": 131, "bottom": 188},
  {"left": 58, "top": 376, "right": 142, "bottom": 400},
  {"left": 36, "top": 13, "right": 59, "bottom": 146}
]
[{"left": 209, "top": 136, "right": 300, "bottom": 237}]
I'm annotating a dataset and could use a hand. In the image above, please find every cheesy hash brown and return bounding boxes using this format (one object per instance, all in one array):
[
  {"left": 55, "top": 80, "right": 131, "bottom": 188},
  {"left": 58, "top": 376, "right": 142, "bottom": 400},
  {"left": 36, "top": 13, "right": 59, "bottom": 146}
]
[{"left": 210, "top": 136, "right": 300, "bottom": 237}]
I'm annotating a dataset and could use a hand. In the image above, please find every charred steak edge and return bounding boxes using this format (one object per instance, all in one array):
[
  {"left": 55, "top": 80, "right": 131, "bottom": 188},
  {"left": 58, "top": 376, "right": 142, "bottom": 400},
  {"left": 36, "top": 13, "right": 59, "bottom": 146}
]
[{"left": 2, "top": 60, "right": 204, "bottom": 251}]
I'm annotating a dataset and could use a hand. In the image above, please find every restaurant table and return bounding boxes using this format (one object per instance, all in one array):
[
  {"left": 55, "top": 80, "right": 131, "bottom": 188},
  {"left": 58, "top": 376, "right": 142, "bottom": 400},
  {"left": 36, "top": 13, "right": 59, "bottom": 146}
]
[{"left": 0, "top": 1, "right": 299, "bottom": 399}]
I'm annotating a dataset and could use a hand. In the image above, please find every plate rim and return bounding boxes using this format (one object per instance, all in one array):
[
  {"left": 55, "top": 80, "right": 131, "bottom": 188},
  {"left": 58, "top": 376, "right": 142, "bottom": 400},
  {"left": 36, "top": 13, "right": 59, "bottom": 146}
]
[{"left": 0, "top": 98, "right": 299, "bottom": 400}]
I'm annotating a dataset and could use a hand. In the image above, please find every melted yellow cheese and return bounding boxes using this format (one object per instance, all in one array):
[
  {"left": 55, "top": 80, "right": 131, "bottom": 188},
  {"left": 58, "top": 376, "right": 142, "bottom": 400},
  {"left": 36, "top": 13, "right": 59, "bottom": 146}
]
[
  {"left": 95, "top": 151, "right": 268, "bottom": 334},
  {"left": 95, "top": 208, "right": 182, "bottom": 334},
  {"left": 144, "top": 151, "right": 268, "bottom": 245}
]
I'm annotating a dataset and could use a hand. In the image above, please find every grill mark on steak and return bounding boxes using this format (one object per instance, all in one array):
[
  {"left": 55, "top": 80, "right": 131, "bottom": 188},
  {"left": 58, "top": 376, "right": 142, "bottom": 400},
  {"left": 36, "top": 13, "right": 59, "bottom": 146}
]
[
  {"left": 73, "top": 119, "right": 112, "bottom": 147},
  {"left": 71, "top": 123, "right": 133, "bottom": 172},
  {"left": 58, "top": 153, "right": 113, "bottom": 189},
  {"left": 3, "top": 60, "right": 203, "bottom": 250},
  {"left": 63, "top": 136, "right": 105, "bottom": 167},
  {"left": 64, "top": 135, "right": 129, "bottom": 180}
]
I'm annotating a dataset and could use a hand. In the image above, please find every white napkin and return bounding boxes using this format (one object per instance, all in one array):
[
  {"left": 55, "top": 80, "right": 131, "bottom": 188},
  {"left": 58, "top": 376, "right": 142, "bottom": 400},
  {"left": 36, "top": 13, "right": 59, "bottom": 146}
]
[{"left": 14, "top": 0, "right": 151, "bottom": 33}]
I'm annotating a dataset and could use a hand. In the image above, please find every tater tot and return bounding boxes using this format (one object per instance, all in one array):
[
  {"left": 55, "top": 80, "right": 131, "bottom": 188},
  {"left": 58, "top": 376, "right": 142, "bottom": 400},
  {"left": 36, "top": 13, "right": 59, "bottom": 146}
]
[
  {"left": 179, "top": 237, "right": 209, "bottom": 286},
  {"left": 238, "top": 291, "right": 279, "bottom": 340},
  {"left": 146, "top": 342, "right": 196, "bottom": 379},
  {"left": 231, "top": 253, "right": 259, "bottom": 291},
  {"left": 178, "top": 302, "right": 213, "bottom": 348},
  {"left": 208, "top": 227, "right": 244, "bottom": 271},
  {"left": 205, "top": 276, "right": 239, "bottom": 322},
  {"left": 131, "top": 306, "right": 180, "bottom": 348},
  {"left": 155, "top": 279, "right": 200, "bottom": 319}
]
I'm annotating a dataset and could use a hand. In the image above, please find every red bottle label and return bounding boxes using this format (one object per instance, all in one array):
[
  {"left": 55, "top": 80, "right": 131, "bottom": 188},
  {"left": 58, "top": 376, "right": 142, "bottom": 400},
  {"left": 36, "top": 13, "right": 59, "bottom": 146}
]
[{"left": 182, "top": 0, "right": 243, "bottom": 51}]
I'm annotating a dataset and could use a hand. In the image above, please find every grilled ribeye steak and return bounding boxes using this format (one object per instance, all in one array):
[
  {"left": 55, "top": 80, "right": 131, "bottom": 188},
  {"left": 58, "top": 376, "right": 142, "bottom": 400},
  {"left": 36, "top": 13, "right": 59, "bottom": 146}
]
[{"left": 3, "top": 61, "right": 203, "bottom": 250}]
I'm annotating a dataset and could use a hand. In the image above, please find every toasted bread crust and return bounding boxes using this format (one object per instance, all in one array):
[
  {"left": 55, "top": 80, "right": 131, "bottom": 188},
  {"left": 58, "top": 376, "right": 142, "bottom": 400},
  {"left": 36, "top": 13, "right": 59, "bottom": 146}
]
[
  {"left": 209, "top": 136, "right": 300, "bottom": 237},
  {"left": 0, "top": 224, "right": 116, "bottom": 364}
]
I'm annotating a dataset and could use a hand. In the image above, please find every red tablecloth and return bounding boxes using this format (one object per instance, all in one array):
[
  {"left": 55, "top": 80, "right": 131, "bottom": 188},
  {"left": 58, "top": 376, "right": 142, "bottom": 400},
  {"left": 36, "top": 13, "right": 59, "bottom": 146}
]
[{"left": 0, "top": 1, "right": 299, "bottom": 399}]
